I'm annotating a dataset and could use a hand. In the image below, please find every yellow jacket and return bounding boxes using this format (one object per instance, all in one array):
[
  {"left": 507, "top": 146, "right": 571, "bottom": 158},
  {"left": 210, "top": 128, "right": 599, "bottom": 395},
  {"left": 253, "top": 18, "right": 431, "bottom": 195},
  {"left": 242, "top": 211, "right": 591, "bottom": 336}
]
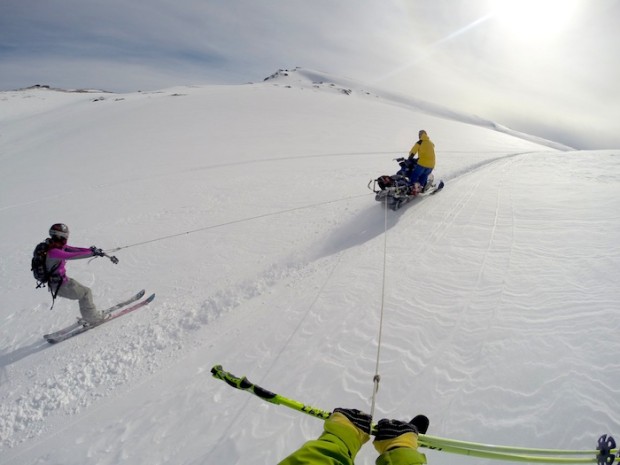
[
  {"left": 278, "top": 413, "right": 427, "bottom": 465},
  {"left": 408, "top": 133, "right": 435, "bottom": 169}
]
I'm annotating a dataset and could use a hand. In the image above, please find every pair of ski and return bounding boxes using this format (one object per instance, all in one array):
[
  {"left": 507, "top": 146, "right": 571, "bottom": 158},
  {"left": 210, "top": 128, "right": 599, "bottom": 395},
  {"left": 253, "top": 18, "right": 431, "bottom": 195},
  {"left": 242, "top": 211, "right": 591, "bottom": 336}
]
[
  {"left": 43, "top": 289, "right": 155, "bottom": 344},
  {"left": 391, "top": 179, "right": 444, "bottom": 210},
  {"left": 417, "top": 179, "right": 445, "bottom": 197}
]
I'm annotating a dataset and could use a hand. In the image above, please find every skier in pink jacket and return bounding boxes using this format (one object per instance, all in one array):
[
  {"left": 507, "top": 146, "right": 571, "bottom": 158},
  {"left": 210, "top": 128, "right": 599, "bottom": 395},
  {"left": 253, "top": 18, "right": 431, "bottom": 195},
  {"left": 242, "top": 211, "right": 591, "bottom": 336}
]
[{"left": 46, "top": 223, "right": 117, "bottom": 324}]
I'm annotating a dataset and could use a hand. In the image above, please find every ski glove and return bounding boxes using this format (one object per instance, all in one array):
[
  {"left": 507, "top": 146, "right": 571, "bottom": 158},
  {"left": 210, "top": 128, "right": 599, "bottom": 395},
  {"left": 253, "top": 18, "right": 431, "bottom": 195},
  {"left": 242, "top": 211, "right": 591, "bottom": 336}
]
[
  {"left": 410, "top": 414, "right": 429, "bottom": 435},
  {"left": 373, "top": 418, "right": 419, "bottom": 455},
  {"left": 90, "top": 246, "right": 105, "bottom": 257},
  {"left": 322, "top": 409, "right": 371, "bottom": 461},
  {"left": 332, "top": 408, "right": 372, "bottom": 434}
]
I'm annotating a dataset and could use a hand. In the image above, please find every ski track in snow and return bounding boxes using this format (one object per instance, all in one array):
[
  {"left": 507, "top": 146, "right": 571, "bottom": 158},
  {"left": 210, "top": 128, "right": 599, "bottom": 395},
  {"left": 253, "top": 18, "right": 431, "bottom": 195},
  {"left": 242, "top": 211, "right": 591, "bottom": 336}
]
[
  {"left": 1, "top": 74, "right": 619, "bottom": 465},
  {"left": 0, "top": 149, "right": 514, "bottom": 452},
  {"left": 0, "top": 148, "right": 523, "bottom": 214},
  {"left": 0, "top": 253, "right": 326, "bottom": 449},
  {"left": 3, "top": 152, "right": 619, "bottom": 463}
]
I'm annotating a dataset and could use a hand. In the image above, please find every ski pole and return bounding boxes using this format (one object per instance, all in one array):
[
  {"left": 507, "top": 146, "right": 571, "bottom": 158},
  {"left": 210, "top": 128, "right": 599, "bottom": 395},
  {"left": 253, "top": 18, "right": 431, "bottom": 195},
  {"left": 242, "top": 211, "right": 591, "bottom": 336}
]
[
  {"left": 416, "top": 445, "right": 599, "bottom": 463},
  {"left": 421, "top": 434, "right": 607, "bottom": 456},
  {"left": 211, "top": 365, "right": 612, "bottom": 463},
  {"left": 211, "top": 365, "right": 331, "bottom": 421}
]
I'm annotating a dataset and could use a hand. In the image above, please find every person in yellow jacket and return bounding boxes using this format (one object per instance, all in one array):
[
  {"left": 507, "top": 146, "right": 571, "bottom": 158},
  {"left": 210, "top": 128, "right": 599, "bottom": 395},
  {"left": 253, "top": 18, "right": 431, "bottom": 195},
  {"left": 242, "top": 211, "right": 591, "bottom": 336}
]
[
  {"left": 278, "top": 407, "right": 428, "bottom": 465},
  {"left": 407, "top": 130, "right": 436, "bottom": 194}
]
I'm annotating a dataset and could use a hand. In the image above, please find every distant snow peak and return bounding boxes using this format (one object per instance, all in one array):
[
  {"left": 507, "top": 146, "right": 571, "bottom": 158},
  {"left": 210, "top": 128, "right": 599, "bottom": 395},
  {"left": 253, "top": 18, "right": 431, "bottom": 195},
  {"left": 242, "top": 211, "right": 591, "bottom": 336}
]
[
  {"left": 263, "top": 68, "right": 299, "bottom": 81},
  {"left": 263, "top": 67, "right": 359, "bottom": 96},
  {"left": 17, "top": 84, "right": 112, "bottom": 94}
]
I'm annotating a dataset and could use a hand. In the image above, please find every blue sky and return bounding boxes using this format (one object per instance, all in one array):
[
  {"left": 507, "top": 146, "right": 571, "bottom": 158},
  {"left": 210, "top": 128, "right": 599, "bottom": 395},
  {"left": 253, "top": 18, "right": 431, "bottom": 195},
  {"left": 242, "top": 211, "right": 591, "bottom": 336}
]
[{"left": 1, "top": 0, "right": 619, "bottom": 149}]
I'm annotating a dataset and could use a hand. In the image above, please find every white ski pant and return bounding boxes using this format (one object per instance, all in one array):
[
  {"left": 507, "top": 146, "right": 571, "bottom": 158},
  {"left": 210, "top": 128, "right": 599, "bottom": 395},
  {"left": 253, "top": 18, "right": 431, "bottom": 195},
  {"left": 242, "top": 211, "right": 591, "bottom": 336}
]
[{"left": 56, "top": 278, "right": 101, "bottom": 323}]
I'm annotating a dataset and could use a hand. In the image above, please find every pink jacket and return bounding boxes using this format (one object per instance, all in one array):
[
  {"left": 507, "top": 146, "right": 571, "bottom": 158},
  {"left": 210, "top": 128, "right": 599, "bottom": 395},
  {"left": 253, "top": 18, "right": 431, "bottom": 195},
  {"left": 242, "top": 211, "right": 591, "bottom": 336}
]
[{"left": 46, "top": 245, "right": 95, "bottom": 283}]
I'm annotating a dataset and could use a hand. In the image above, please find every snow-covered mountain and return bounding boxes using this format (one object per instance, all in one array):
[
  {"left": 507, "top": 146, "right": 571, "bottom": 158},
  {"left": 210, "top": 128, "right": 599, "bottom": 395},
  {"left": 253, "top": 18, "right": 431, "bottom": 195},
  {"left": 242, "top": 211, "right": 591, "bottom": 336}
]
[{"left": 1, "top": 68, "right": 618, "bottom": 465}]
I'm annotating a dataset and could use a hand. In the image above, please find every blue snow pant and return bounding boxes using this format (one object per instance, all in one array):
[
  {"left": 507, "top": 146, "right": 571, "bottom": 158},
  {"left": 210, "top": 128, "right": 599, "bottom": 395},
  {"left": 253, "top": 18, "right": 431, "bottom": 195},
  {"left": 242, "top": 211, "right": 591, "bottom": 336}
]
[{"left": 408, "top": 164, "right": 433, "bottom": 187}]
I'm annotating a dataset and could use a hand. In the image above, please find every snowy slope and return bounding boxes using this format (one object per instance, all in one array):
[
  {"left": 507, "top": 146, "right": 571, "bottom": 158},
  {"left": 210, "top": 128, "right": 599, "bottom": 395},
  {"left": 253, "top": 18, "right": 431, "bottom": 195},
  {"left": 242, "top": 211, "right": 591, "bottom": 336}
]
[{"left": 1, "top": 69, "right": 619, "bottom": 465}]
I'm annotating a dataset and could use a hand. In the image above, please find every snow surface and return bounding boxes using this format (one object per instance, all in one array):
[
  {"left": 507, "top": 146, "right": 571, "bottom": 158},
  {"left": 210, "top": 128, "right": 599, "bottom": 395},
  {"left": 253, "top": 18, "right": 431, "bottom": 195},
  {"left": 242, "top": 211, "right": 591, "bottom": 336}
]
[{"left": 1, "top": 68, "right": 619, "bottom": 465}]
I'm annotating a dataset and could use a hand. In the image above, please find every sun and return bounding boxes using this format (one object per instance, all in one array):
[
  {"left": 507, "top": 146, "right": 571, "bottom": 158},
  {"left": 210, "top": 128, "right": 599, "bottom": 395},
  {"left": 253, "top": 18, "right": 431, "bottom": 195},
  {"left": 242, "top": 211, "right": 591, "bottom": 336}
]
[{"left": 488, "top": 0, "right": 581, "bottom": 39}]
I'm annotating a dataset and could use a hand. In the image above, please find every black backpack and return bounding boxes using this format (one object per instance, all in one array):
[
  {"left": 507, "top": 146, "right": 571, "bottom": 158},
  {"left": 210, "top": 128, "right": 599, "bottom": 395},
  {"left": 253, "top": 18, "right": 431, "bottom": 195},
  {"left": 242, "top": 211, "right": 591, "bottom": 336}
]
[
  {"left": 31, "top": 239, "right": 62, "bottom": 307},
  {"left": 32, "top": 239, "right": 53, "bottom": 287}
]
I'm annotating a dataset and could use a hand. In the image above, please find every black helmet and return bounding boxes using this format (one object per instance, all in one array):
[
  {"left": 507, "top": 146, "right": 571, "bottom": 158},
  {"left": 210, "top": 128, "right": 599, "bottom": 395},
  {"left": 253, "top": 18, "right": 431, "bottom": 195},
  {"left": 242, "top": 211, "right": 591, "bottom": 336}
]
[{"left": 49, "top": 223, "right": 70, "bottom": 240}]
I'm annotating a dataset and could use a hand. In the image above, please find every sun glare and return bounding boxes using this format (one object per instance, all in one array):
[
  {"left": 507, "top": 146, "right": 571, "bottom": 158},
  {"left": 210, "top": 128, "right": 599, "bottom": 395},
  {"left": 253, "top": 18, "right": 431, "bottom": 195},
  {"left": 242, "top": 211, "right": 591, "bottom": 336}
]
[{"left": 488, "top": 0, "right": 580, "bottom": 39}]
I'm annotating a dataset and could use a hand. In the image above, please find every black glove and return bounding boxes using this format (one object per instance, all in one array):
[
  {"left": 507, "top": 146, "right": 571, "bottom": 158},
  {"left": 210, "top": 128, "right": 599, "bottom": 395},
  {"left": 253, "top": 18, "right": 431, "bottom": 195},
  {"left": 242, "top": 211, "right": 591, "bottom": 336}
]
[
  {"left": 410, "top": 414, "right": 429, "bottom": 434},
  {"left": 90, "top": 246, "right": 105, "bottom": 257},
  {"left": 374, "top": 418, "right": 422, "bottom": 454},
  {"left": 375, "top": 418, "right": 418, "bottom": 441},
  {"left": 109, "top": 255, "right": 119, "bottom": 264},
  {"left": 333, "top": 407, "right": 372, "bottom": 434}
]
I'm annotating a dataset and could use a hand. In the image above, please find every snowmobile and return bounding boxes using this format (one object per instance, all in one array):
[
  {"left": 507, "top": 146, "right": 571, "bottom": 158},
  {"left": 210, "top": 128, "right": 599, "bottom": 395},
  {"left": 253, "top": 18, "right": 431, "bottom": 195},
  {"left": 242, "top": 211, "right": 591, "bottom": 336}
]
[{"left": 368, "top": 157, "right": 444, "bottom": 211}]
